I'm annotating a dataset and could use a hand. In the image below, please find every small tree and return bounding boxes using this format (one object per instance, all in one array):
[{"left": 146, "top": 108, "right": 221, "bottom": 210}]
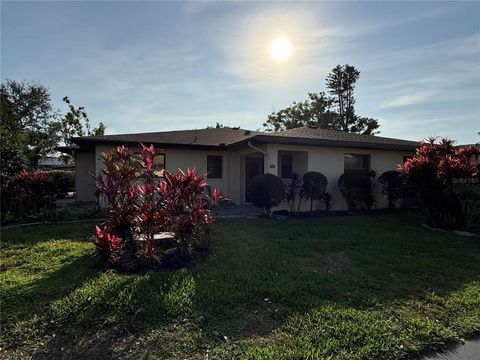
[
  {"left": 378, "top": 171, "right": 403, "bottom": 209},
  {"left": 338, "top": 171, "right": 376, "bottom": 211},
  {"left": 302, "top": 171, "right": 327, "bottom": 212},
  {"left": 248, "top": 174, "right": 285, "bottom": 215},
  {"left": 284, "top": 172, "right": 302, "bottom": 214},
  {"left": 400, "top": 137, "right": 479, "bottom": 230}
]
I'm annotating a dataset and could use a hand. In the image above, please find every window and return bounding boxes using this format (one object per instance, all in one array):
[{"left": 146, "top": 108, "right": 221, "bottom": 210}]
[
  {"left": 344, "top": 153, "right": 370, "bottom": 173},
  {"left": 207, "top": 155, "right": 222, "bottom": 179},
  {"left": 280, "top": 153, "right": 293, "bottom": 178},
  {"left": 153, "top": 154, "right": 166, "bottom": 177}
]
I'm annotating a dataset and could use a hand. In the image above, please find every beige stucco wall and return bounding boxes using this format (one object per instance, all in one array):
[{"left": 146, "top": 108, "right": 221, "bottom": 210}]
[
  {"left": 93, "top": 145, "right": 238, "bottom": 202},
  {"left": 74, "top": 143, "right": 413, "bottom": 210},
  {"left": 264, "top": 143, "right": 414, "bottom": 211},
  {"left": 75, "top": 151, "right": 96, "bottom": 202}
]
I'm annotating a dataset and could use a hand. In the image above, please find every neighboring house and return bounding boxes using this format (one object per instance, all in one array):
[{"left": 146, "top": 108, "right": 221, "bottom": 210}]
[
  {"left": 59, "top": 127, "right": 418, "bottom": 210},
  {"left": 37, "top": 156, "right": 75, "bottom": 171}
]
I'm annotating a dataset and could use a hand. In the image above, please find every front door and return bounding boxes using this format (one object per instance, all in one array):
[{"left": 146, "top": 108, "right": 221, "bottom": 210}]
[{"left": 245, "top": 157, "right": 264, "bottom": 202}]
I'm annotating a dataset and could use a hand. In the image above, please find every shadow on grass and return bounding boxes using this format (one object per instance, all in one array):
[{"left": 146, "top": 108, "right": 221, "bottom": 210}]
[
  {"left": 3, "top": 212, "right": 480, "bottom": 359},
  {"left": 1, "top": 254, "right": 99, "bottom": 330}
]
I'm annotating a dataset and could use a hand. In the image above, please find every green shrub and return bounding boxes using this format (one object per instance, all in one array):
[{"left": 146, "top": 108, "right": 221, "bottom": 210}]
[
  {"left": 454, "top": 183, "right": 480, "bottom": 233},
  {"left": 248, "top": 174, "right": 285, "bottom": 214},
  {"left": 338, "top": 171, "right": 376, "bottom": 211},
  {"left": 378, "top": 170, "right": 403, "bottom": 209},
  {"left": 302, "top": 171, "right": 327, "bottom": 212},
  {"left": 48, "top": 170, "right": 75, "bottom": 196}
]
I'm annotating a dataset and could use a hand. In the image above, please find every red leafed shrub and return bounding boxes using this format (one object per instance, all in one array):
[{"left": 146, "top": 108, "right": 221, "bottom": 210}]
[
  {"left": 400, "top": 137, "right": 479, "bottom": 230},
  {"left": 1, "top": 170, "right": 58, "bottom": 220},
  {"left": 94, "top": 144, "right": 217, "bottom": 270}
]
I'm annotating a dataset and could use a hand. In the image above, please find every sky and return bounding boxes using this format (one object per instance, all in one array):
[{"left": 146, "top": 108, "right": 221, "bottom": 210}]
[{"left": 1, "top": 1, "right": 479, "bottom": 144}]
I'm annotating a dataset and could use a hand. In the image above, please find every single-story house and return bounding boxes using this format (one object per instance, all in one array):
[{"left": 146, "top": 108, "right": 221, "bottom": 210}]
[{"left": 59, "top": 127, "right": 418, "bottom": 211}]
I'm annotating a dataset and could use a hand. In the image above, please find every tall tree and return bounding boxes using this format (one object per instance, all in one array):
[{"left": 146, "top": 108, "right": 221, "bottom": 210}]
[
  {"left": 59, "top": 96, "right": 106, "bottom": 144},
  {"left": 263, "top": 92, "right": 338, "bottom": 131},
  {"left": 264, "top": 65, "right": 380, "bottom": 134},
  {"left": 0, "top": 92, "right": 28, "bottom": 180},
  {"left": 1, "top": 80, "right": 60, "bottom": 168},
  {"left": 325, "top": 64, "right": 379, "bottom": 134}
]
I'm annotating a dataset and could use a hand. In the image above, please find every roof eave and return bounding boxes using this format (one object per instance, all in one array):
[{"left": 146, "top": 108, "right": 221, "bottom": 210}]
[
  {"left": 70, "top": 138, "right": 228, "bottom": 151},
  {"left": 253, "top": 135, "right": 418, "bottom": 151}
]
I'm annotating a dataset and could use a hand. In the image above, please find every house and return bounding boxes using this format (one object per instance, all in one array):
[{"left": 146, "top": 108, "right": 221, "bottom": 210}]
[{"left": 60, "top": 127, "right": 418, "bottom": 210}]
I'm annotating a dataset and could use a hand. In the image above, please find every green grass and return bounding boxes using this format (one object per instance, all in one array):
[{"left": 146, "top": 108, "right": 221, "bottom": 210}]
[{"left": 1, "top": 213, "right": 479, "bottom": 359}]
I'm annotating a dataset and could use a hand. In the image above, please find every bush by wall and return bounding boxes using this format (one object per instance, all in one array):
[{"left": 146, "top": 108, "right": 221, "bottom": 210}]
[
  {"left": 248, "top": 173, "right": 285, "bottom": 215},
  {"left": 400, "top": 138, "right": 479, "bottom": 231},
  {"left": 338, "top": 171, "right": 377, "bottom": 211},
  {"left": 378, "top": 170, "right": 403, "bottom": 209},
  {"left": 302, "top": 171, "right": 328, "bottom": 212},
  {"left": 454, "top": 183, "right": 480, "bottom": 233}
]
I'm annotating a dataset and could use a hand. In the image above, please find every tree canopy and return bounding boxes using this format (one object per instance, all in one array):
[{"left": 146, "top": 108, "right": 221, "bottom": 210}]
[
  {"left": 0, "top": 80, "right": 106, "bottom": 172},
  {"left": 264, "top": 65, "right": 380, "bottom": 135}
]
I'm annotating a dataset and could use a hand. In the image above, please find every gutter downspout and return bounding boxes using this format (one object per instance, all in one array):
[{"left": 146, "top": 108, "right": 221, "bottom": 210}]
[{"left": 247, "top": 141, "right": 269, "bottom": 173}]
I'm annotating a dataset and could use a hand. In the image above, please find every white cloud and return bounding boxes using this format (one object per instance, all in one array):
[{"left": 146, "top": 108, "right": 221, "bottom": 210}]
[{"left": 379, "top": 91, "right": 437, "bottom": 109}]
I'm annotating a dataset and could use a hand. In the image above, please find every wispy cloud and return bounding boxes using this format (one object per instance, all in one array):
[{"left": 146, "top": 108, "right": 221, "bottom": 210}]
[{"left": 379, "top": 91, "right": 438, "bottom": 109}]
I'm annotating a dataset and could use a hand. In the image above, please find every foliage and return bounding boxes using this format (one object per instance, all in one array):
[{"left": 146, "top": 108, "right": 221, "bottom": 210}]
[
  {"left": 284, "top": 172, "right": 303, "bottom": 214},
  {"left": 454, "top": 183, "right": 480, "bottom": 233},
  {"left": 59, "top": 96, "right": 106, "bottom": 145},
  {"left": 1, "top": 80, "right": 107, "bottom": 169},
  {"left": 1, "top": 80, "right": 59, "bottom": 168},
  {"left": 338, "top": 171, "right": 377, "bottom": 211},
  {"left": 263, "top": 93, "right": 338, "bottom": 131},
  {"left": 302, "top": 171, "right": 328, "bottom": 212},
  {"left": 206, "top": 122, "right": 239, "bottom": 129},
  {"left": 378, "top": 170, "right": 403, "bottom": 209},
  {"left": 264, "top": 65, "right": 379, "bottom": 134},
  {"left": 248, "top": 173, "right": 285, "bottom": 214},
  {"left": 95, "top": 145, "right": 216, "bottom": 270},
  {"left": 323, "top": 191, "right": 334, "bottom": 211},
  {"left": 2, "top": 214, "right": 480, "bottom": 358},
  {"left": 0, "top": 92, "right": 28, "bottom": 180},
  {"left": 325, "top": 64, "right": 378, "bottom": 134},
  {"left": 400, "top": 138, "right": 479, "bottom": 230},
  {"left": 1, "top": 170, "right": 76, "bottom": 224}
]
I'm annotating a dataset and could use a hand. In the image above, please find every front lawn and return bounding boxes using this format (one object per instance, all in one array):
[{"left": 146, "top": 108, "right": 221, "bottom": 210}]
[{"left": 1, "top": 212, "right": 479, "bottom": 359}]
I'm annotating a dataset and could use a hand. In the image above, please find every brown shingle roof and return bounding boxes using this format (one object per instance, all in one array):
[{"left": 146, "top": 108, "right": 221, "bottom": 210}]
[
  {"left": 72, "top": 128, "right": 260, "bottom": 148},
  {"left": 71, "top": 126, "right": 418, "bottom": 151},
  {"left": 262, "top": 127, "right": 418, "bottom": 148}
]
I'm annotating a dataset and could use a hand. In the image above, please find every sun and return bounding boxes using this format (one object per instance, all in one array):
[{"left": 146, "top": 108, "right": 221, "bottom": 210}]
[{"left": 270, "top": 37, "right": 292, "bottom": 62}]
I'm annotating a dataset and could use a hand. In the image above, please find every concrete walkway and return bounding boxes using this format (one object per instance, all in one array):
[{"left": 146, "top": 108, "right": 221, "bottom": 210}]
[
  {"left": 419, "top": 338, "right": 480, "bottom": 360},
  {"left": 211, "top": 204, "right": 262, "bottom": 219}
]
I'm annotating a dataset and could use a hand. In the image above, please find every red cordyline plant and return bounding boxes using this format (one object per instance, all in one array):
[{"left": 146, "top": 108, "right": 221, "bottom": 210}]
[
  {"left": 94, "top": 144, "right": 219, "bottom": 270},
  {"left": 400, "top": 137, "right": 479, "bottom": 230}
]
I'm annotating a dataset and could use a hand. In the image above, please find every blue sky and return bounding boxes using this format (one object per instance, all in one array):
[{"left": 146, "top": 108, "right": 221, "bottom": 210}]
[{"left": 2, "top": 1, "right": 479, "bottom": 143}]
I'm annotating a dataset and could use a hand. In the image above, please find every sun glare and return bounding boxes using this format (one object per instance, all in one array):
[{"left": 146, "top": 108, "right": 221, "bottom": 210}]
[{"left": 270, "top": 37, "right": 292, "bottom": 62}]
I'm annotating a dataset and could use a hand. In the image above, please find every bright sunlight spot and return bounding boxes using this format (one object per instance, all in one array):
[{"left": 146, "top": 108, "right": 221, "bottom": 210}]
[{"left": 270, "top": 37, "right": 292, "bottom": 62}]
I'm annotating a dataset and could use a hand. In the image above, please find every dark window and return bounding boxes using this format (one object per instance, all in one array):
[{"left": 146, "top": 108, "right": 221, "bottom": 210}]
[
  {"left": 207, "top": 155, "right": 222, "bottom": 179},
  {"left": 153, "top": 154, "right": 165, "bottom": 177},
  {"left": 344, "top": 153, "right": 370, "bottom": 173},
  {"left": 281, "top": 153, "right": 293, "bottom": 178}
]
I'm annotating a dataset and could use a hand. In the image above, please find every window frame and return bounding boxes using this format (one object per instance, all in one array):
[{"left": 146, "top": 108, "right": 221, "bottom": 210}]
[
  {"left": 207, "top": 155, "right": 223, "bottom": 179},
  {"left": 344, "top": 153, "right": 371, "bottom": 173}
]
